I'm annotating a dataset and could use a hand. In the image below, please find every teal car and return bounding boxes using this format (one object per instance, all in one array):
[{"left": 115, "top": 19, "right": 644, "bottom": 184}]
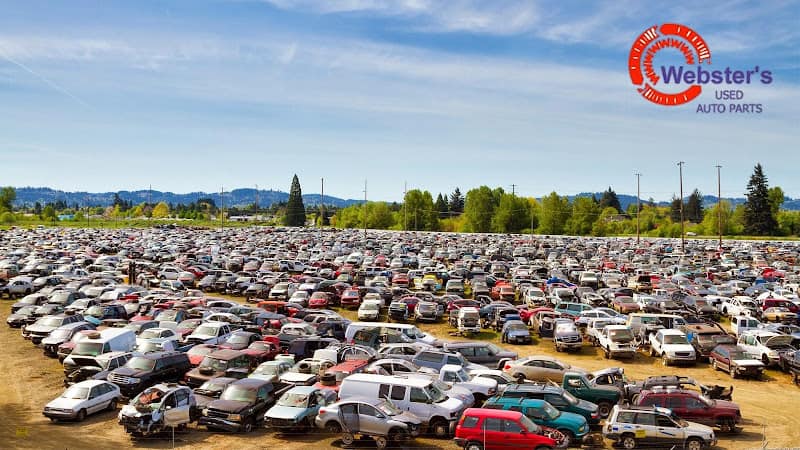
[
  {"left": 484, "top": 397, "right": 589, "bottom": 447},
  {"left": 264, "top": 386, "right": 337, "bottom": 430}
]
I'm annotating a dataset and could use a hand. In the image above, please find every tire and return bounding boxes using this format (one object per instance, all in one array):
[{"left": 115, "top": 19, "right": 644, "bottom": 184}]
[
  {"left": 686, "top": 437, "right": 703, "bottom": 450},
  {"left": 621, "top": 434, "right": 637, "bottom": 449},
  {"left": 662, "top": 354, "right": 669, "bottom": 366},
  {"left": 762, "top": 354, "right": 770, "bottom": 366},
  {"left": 430, "top": 418, "right": 449, "bottom": 438},
  {"left": 465, "top": 442, "right": 484, "bottom": 450},
  {"left": 514, "top": 373, "right": 526, "bottom": 384},
  {"left": 341, "top": 432, "right": 355, "bottom": 446},
  {"left": 558, "top": 429, "right": 575, "bottom": 448},
  {"left": 596, "top": 401, "right": 612, "bottom": 419},
  {"left": 324, "top": 421, "right": 342, "bottom": 434},
  {"left": 107, "top": 398, "right": 117, "bottom": 411},
  {"left": 604, "top": 348, "right": 610, "bottom": 359},
  {"left": 241, "top": 417, "right": 254, "bottom": 433},
  {"left": 649, "top": 347, "right": 655, "bottom": 357},
  {"left": 388, "top": 427, "right": 407, "bottom": 442},
  {"left": 374, "top": 436, "right": 388, "bottom": 449},
  {"left": 76, "top": 409, "right": 87, "bottom": 422}
]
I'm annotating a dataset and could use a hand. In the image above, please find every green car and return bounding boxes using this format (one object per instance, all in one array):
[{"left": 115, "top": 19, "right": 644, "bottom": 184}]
[{"left": 484, "top": 397, "right": 589, "bottom": 447}]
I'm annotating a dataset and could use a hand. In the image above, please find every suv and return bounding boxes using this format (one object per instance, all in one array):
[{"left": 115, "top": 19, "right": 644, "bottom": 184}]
[
  {"left": 108, "top": 351, "right": 192, "bottom": 397},
  {"left": 604, "top": 405, "right": 716, "bottom": 450},
  {"left": 497, "top": 383, "right": 600, "bottom": 424},
  {"left": 454, "top": 408, "right": 557, "bottom": 450},
  {"left": 442, "top": 342, "right": 517, "bottom": 369},
  {"left": 184, "top": 349, "right": 251, "bottom": 388},
  {"left": 635, "top": 388, "right": 741, "bottom": 433},
  {"left": 199, "top": 378, "right": 285, "bottom": 433},
  {"left": 483, "top": 397, "right": 589, "bottom": 447},
  {"left": 649, "top": 329, "right": 696, "bottom": 366}
]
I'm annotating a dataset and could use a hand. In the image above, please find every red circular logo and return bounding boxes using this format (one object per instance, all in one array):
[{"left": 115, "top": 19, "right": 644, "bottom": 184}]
[{"left": 629, "top": 23, "right": 711, "bottom": 106}]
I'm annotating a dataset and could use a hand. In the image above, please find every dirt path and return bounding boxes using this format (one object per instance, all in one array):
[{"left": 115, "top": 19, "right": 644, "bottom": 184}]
[{"left": 2, "top": 299, "right": 799, "bottom": 449}]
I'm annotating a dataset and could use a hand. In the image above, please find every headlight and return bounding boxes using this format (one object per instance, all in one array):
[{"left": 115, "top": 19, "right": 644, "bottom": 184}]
[
  {"left": 201, "top": 409, "right": 208, "bottom": 416},
  {"left": 579, "top": 425, "right": 586, "bottom": 432},
  {"left": 129, "top": 377, "right": 141, "bottom": 384},
  {"left": 229, "top": 414, "right": 242, "bottom": 421}
]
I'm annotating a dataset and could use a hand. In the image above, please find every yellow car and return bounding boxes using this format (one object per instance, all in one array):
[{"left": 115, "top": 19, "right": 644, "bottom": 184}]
[{"left": 762, "top": 307, "right": 797, "bottom": 323}]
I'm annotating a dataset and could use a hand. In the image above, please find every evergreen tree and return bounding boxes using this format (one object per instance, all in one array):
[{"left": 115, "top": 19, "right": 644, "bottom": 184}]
[
  {"left": 669, "top": 196, "right": 683, "bottom": 223},
  {"left": 598, "top": 187, "right": 621, "bottom": 213},
  {"left": 284, "top": 174, "right": 306, "bottom": 226},
  {"left": 744, "top": 164, "right": 778, "bottom": 235},
  {"left": 435, "top": 193, "right": 448, "bottom": 214},
  {"left": 685, "top": 189, "right": 704, "bottom": 223},
  {"left": 448, "top": 187, "right": 465, "bottom": 213}
]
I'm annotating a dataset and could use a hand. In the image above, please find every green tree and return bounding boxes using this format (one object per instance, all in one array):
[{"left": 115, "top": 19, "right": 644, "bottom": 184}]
[
  {"left": 0, "top": 186, "right": 16, "bottom": 211},
  {"left": 448, "top": 187, "right": 465, "bottom": 213},
  {"left": 598, "top": 187, "right": 621, "bottom": 213},
  {"left": 41, "top": 204, "right": 57, "bottom": 222},
  {"left": 669, "top": 196, "right": 683, "bottom": 223},
  {"left": 73, "top": 210, "right": 85, "bottom": 223},
  {"left": 566, "top": 196, "right": 599, "bottom": 235},
  {"left": 463, "top": 186, "right": 496, "bottom": 233},
  {"left": 491, "top": 194, "right": 531, "bottom": 233},
  {"left": 777, "top": 210, "right": 800, "bottom": 236},
  {"left": 768, "top": 186, "right": 784, "bottom": 217},
  {"left": 151, "top": 201, "right": 170, "bottom": 219},
  {"left": 685, "top": 189, "right": 704, "bottom": 223},
  {"left": 743, "top": 164, "right": 778, "bottom": 235},
  {"left": 284, "top": 174, "right": 306, "bottom": 226},
  {"left": 403, "top": 189, "right": 438, "bottom": 231},
  {"left": 699, "top": 200, "right": 734, "bottom": 235},
  {"left": 435, "top": 193, "right": 448, "bottom": 214},
  {"left": 537, "top": 192, "right": 570, "bottom": 235}
]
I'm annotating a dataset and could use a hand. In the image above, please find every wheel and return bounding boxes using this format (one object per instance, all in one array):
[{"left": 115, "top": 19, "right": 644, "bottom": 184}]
[
  {"left": 686, "top": 437, "right": 703, "bottom": 450},
  {"left": 49, "top": 417, "right": 59, "bottom": 422},
  {"left": 596, "top": 401, "right": 612, "bottom": 419},
  {"left": 341, "top": 432, "right": 355, "bottom": 446},
  {"left": 473, "top": 394, "right": 486, "bottom": 405},
  {"left": 514, "top": 373, "right": 526, "bottom": 384},
  {"left": 719, "top": 418, "right": 737, "bottom": 433},
  {"left": 555, "top": 345, "right": 561, "bottom": 352},
  {"left": 374, "top": 436, "right": 388, "bottom": 449},
  {"left": 324, "top": 421, "right": 342, "bottom": 434},
  {"left": 241, "top": 417, "right": 254, "bottom": 433},
  {"left": 501, "top": 334, "right": 507, "bottom": 343},
  {"left": 710, "top": 359, "right": 718, "bottom": 371},
  {"left": 430, "top": 418, "right": 449, "bottom": 438},
  {"left": 621, "top": 434, "right": 637, "bottom": 449},
  {"left": 558, "top": 429, "right": 575, "bottom": 448},
  {"left": 465, "top": 442, "right": 484, "bottom": 450},
  {"left": 604, "top": 348, "right": 610, "bottom": 359},
  {"left": 662, "top": 354, "right": 669, "bottom": 366},
  {"left": 76, "top": 409, "right": 87, "bottom": 422},
  {"left": 762, "top": 354, "right": 770, "bottom": 366},
  {"left": 107, "top": 398, "right": 117, "bottom": 411},
  {"left": 388, "top": 427, "right": 407, "bottom": 442}
]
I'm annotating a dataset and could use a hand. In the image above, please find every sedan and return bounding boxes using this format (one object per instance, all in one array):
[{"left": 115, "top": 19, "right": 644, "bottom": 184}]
[
  {"left": 762, "top": 307, "right": 797, "bottom": 323},
  {"left": 502, "top": 356, "right": 587, "bottom": 383},
  {"left": 42, "top": 380, "right": 120, "bottom": 422}
]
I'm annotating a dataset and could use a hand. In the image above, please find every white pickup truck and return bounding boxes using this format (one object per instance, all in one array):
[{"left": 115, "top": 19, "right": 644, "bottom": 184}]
[
  {"left": 414, "top": 364, "right": 497, "bottom": 405},
  {"left": 184, "top": 321, "right": 233, "bottom": 345},
  {"left": 719, "top": 296, "right": 758, "bottom": 317},
  {"left": 597, "top": 325, "right": 637, "bottom": 360},
  {"left": 649, "top": 329, "right": 696, "bottom": 366}
]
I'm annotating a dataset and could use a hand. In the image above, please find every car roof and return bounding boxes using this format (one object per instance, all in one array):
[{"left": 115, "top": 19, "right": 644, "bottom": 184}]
[
  {"left": 462, "top": 407, "right": 524, "bottom": 419},
  {"left": 208, "top": 349, "right": 246, "bottom": 360},
  {"left": 72, "top": 379, "right": 112, "bottom": 388},
  {"left": 230, "top": 378, "right": 271, "bottom": 389}
]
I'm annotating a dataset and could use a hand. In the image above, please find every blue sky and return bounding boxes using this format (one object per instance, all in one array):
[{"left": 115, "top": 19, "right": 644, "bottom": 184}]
[{"left": 0, "top": 0, "right": 798, "bottom": 201}]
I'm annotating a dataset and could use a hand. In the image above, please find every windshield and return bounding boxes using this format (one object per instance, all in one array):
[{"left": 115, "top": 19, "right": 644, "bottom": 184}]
[
  {"left": 17, "top": 306, "right": 37, "bottom": 315},
  {"left": 542, "top": 402, "right": 561, "bottom": 420},
  {"left": 608, "top": 329, "right": 633, "bottom": 342},
  {"left": 137, "top": 342, "right": 162, "bottom": 353},
  {"left": 85, "top": 306, "right": 104, "bottom": 316},
  {"left": 226, "top": 334, "right": 249, "bottom": 345},
  {"left": 562, "top": 390, "right": 580, "bottom": 405},
  {"left": 277, "top": 392, "right": 308, "bottom": 407},
  {"left": 139, "top": 329, "right": 162, "bottom": 339},
  {"left": 159, "top": 310, "right": 178, "bottom": 321},
  {"left": 126, "top": 357, "right": 156, "bottom": 371},
  {"left": 61, "top": 386, "right": 89, "bottom": 399},
  {"left": 194, "top": 325, "right": 219, "bottom": 336},
  {"left": 198, "top": 380, "right": 227, "bottom": 392},
  {"left": 50, "top": 328, "right": 72, "bottom": 339},
  {"left": 728, "top": 350, "right": 750, "bottom": 360},
  {"left": 519, "top": 414, "right": 542, "bottom": 433},
  {"left": 663, "top": 335, "right": 689, "bottom": 345},
  {"left": 507, "top": 323, "right": 527, "bottom": 331},
  {"left": 178, "top": 320, "right": 200, "bottom": 330},
  {"left": 404, "top": 327, "right": 425, "bottom": 339},
  {"left": 38, "top": 317, "right": 63, "bottom": 327},
  {"left": 248, "top": 342, "right": 270, "bottom": 351},
  {"left": 74, "top": 342, "right": 105, "bottom": 356},
  {"left": 362, "top": 303, "right": 379, "bottom": 311},
  {"left": 220, "top": 386, "right": 256, "bottom": 402},
  {"left": 255, "top": 364, "right": 278, "bottom": 375},
  {"left": 425, "top": 383, "right": 447, "bottom": 403},
  {"left": 199, "top": 357, "right": 229, "bottom": 371}
]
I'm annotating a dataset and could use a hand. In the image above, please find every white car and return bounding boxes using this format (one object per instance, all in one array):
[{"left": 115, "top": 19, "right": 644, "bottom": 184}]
[
  {"left": 649, "top": 329, "right": 696, "bottom": 366},
  {"left": 42, "top": 380, "right": 120, "bottom": 421},
  {"left": 737, "top": 330, "right": 795, "bottom": 366},
  {"left": 357, "top": 299, "right": 381, "bottom": 321}
]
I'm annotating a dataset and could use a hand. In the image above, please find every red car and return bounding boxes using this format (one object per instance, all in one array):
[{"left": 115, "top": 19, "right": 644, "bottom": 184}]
[
  {"left": 447, "top": 299, "right": 481, "bottom": 312},
  {"left": 392, "top": 274, "right": 409, "bottom": 287},
  {"left": 308, "top": 292, "right": 331, "bottom": 308},
  {"left": 186, "top": 344, "right": 220, "bottom": 367},
  {"left": 241, "top": 340, "right": 280, "bottom": 365},
  {"left": 454, "top": 408, "right": 557, "bottom": 450},
  {"left": 313, "top": 359, "right": 370, "bottom": 393},
  {"left": 340, "top": 289, "right": 361, "bottom": 308},
  {"left": 399, "top": 296, "right": 420, "bottom": 314}
]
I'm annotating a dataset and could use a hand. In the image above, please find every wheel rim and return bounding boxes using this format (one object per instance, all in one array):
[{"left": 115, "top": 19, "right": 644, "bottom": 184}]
[
  {"left": 466, "top": 444, "right": 483, "bottom": 450},
  {"left": 598, "top": 403, "right": 611, "bottom": 418},
  {"left": 622, "top": 436, "right": 636, "bottom": 449},
  {"left": 434, "top": 422, "right": 448, "bottom": 437},
  {"left": 688, "top": 440, "right": 701, "bottom": 450},
  {"left": 341, "top": 433, "right": 354, "bottom": 445}
]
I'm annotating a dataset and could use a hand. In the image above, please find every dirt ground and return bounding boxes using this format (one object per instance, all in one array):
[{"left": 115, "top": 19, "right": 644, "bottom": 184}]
[{"left": 1, "top": 298, "right": 799, "bottom": 450}]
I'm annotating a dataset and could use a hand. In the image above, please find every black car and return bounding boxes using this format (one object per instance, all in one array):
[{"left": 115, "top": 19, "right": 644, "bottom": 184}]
[
  {"left": 199, "top": 378, "right": 286, "bottom": 433},
  {"left": 6, "top": 305, "right": 39, "bottom": 327},
  {"left": 107, "top": 351, "right": 191, "bottom": 397}
]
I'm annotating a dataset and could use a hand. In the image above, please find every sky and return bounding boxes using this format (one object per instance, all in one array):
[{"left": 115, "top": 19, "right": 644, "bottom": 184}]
[{"left": 0, "top": 0, "right": 798, "bottom": 202}]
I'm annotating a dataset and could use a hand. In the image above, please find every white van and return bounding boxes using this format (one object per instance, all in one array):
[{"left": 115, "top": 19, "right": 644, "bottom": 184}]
[
  {"left": 338, "top": 373, "right": 467, "bottom": 437},
  {"left": 63, "top": 328, "right": 136, "bottom": 366},
  {"left": 345, "top": 322, "right": 436, "bottom": 345},
  {"left": 730, "top": 315, "right": 762, "bottom": 337}
]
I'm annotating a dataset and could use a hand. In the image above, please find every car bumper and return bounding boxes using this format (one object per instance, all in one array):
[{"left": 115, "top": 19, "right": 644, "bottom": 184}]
[
  {"left": 610, "top": 349, "right": 636, "bottom": 359},
  {"left": 508, "top": 335, "right": 531, "bottom": 343},
  {"left": 454, "top": 437, "right": 467, "bottom": 447},
  {"left": 556, "top": 341, "right": 583, "bottom": 350},
  {"left": 43, "top": 409, "right": 78, "bottom": 420},
  {"left": 735, "top": 366, "right": 763, "bottom": 377},
  {"left": 198, "top": 416, "right": 243, "bottom": 432},
  {"left": 665, "top": 355, "right": 696, "bottom": 364}
]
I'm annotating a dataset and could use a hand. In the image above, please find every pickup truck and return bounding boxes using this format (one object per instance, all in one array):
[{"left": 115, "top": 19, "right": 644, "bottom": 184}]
[
  {"left": 185, "top": 321, "right": 234, "bottom": 345},
  {"left": 719, "top": 297, "right": 759, "bottom": 317},
  {"left": 432, "top": 364, "right": 497, "bottom": 404},
  {"left": 561, "top": 372, "right": 621, "bottom": 419},
  {"left": 596, "top": 325, "right": 637, "bottom": 359},
  {"left": 199, "top": 378, "right": 292, "bottom": 433},
  {"left": 649, "top": 329, "right": 696, "bottom": 366}
]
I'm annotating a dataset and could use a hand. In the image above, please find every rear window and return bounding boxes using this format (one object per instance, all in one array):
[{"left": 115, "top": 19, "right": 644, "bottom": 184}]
[{"left": 461, "top": 416, "right": 479, "bottom": 429}]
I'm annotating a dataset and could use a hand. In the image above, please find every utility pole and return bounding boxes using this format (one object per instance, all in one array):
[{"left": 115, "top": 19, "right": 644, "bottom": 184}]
[
  {"left": 254, "top": 184, "right": 259, "bottom": 224},
  {"left": 510, "top": 184, "right": 516, "bottom": 233},
  {"left": 678, "top": 161, "right": 685, "bottom": 253},
  {"left": 716, "top": 165, "right": 722, "bottom": 248},
  {"left": 635, "top": 173, "right": 641, "bottom": 246},
  {"left": 363, "top": 180, "right": 367, "bottom": 239},
  {"left": 85, "top": 196, "right": 89, "bottom": 228},
  {"left": 320, "top": 178, "right": 324, "bottom": 237},
  {"left": 221, "top": 186, "right": 225, "bottom": 230},
  {"left": 148, "top": 184, "right": 152, "bottom": 224}
]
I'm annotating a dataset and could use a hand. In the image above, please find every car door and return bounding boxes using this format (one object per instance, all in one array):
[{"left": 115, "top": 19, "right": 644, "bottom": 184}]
[
  {"left": 503, "top": 418, "right": 530, "bottom": 449},
  {"left": 87, "top": 385, "right": 104, "bottom": 414},
  {"left": 357, "top": 403, "right": 387, "bottom": 435},
  {"left": 716, "top": 348, "right": 732, "bottom": 374},
  {"left": 683, "top": 396, "right": 712, "bottom": 425},
  {"left": 480, "top": 417, "right": 507, "bottom": 450},
  {"left": 163, "top": 391, "right": 190, "bottom": 426},
  {"left": 541, "top": 361, "right": 564, "bottom": 381},
  {"left": 655, "top": 413, "right": 683, "bottom": 445},
  {"left": 407, "top": 386, "right": 431, "bottom": 418},
  {"left": 633, "top": 412, "right": 657, "bottom": 444}
]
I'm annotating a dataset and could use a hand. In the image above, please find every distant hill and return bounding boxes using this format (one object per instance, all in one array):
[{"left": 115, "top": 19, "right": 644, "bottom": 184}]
[{"left": 12, "top": 187, "right": 362, "bottom": 208}]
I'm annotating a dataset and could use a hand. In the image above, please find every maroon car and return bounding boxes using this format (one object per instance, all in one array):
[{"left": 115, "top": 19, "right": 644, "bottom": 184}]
[
  {"left": 340, "top": 289, "right": 361, "bottom": 309},
  {"left": 240, "top": 340, "right": 280, "bottom": 365},
  {"left": 635, "top": 388, "right": 742, "bottom": 432}
]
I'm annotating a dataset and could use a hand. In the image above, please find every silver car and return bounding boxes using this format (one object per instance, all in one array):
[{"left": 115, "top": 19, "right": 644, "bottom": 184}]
[{"left": 315, "top": 397, "right": 421, "bottom": 443}]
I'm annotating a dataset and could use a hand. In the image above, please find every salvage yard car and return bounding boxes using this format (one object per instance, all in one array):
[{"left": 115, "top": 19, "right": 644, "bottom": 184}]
[{"left": 43, "top": 380, "right": 121, "bottom": 422}]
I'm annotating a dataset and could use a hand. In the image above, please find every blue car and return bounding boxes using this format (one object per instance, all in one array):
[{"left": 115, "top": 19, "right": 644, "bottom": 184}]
[{"left": 264, "top": 386, "right": 337, "bottom": 430}]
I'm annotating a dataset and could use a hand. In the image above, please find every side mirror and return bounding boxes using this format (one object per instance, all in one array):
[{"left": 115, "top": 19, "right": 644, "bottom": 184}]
[{"left": 519, "top": 430, "right": 527, "bottom": 435}]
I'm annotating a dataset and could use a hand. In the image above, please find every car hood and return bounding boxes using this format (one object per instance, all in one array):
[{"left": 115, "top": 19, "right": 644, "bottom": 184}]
[
  {"left": 266, "top": 405, "right": 306, "bottom": 420},
  {"left": 551, "top": 410, "right": 587, "bottom": 429},
  {"left": 466, "top": 377, "right": 497, "bottom": 390},
  {"left": 713, "top": 399, "right": 739, "bottom": 412},
  {"left": 683, "top": 421, "right": 715, "bottom": 437},
  {"left": 663, "top": 344, "right": 695, "bottom": 353},
  {"left": 391, "top": 411, "right": 423, "bottom": 426},
  {"left": 207, "top": 399, "right": 250, "bottom": 413},
  {"left": 112, "top": 367, "right": 148, "bottom": 378},
  {"left": 577, "top": 399, "right": 598, "bottom": 412},
  {"left": 765, "top": 335, "right": 794, "bottom": 348},
  {"left": 26, "top": 324, "right": 56, "bottom": 333},
  {"left": 46, "top": 397, "right": 81, "bottom": 410}
]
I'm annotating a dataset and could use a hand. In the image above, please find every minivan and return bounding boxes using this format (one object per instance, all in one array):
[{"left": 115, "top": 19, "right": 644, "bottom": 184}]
[
  {"left": 345, "top": 322, "right": 436, "bottom": 346},
  {"left": 338, "top": 373, "right": 468, "bottom": 438},
  {"left": 63, "top": 328, "right": 136, "bottom": 368}
]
